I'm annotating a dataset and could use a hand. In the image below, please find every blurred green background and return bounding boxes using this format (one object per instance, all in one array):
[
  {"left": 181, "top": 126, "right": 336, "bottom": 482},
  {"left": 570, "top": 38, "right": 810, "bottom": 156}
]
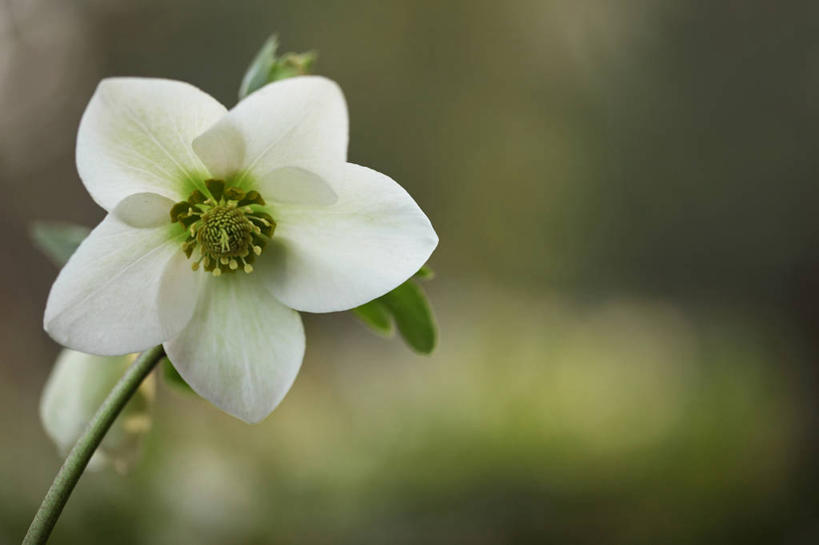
[{"left": 2, "top": 0, "right": 819, "bottom": 543}]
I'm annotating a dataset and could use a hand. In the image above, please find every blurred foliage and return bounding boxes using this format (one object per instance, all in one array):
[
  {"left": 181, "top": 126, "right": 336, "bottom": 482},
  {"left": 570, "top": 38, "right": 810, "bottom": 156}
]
[
  {"left": 29, "top": 222, "right": 90, "bottom": 267},
  {"left": 2, "top": 292, "right": 809, "bottom": 544}
]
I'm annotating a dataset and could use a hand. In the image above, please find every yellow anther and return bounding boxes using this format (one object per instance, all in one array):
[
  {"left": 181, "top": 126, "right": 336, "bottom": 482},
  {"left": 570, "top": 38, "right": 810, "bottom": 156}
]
[{"left": 244, "top": 263, "right": 254, "bottom": 273}]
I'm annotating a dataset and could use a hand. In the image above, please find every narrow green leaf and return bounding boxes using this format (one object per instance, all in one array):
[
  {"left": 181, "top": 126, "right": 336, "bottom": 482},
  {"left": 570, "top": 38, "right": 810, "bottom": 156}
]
[
  {"left": 239, "top": 35, "right": 279, "bottom": 100},
  {"left": 353, "top": 300, "right": 394, "bottom": 337},
  {"left": 161, "top": 358, "right": 195, "bottom": 394},
  {"left": 30, "top": 221, "right": 90, "bottom": 266},
  {"left": 380, "top": 281, "right": 437, "bottom": 354},
  {"left": 239, "top": 35, "right": 317, "bottom": 100}
]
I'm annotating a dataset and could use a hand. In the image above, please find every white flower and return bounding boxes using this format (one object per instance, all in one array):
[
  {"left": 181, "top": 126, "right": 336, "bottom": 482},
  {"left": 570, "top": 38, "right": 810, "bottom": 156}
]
[
  {"left": 44, "top": 77, "right": 438, "bottom": 422},
  {"left": 41, "top": 349, "right": 154, "bottom": 471}
]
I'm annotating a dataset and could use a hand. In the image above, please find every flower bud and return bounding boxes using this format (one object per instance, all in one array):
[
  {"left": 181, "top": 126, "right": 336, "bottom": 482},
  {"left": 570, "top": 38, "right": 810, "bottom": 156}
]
[{"left": 40, "top": 349, "right": 155, "bottom": 473}]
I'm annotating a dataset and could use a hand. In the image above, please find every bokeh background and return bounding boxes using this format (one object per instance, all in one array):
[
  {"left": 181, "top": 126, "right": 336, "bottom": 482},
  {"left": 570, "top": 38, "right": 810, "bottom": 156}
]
[{"left": 2, "top": 0, "right": 819, "bottom": 543}]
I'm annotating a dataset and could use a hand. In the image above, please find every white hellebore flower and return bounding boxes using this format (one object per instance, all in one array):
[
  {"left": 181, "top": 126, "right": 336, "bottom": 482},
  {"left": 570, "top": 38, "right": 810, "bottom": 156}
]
[
  {"left": 44, "top": 77, "right": 438, "bottom": 423},
  {"left": 41, "top": 349, "right": 154, "bottom": 471}
]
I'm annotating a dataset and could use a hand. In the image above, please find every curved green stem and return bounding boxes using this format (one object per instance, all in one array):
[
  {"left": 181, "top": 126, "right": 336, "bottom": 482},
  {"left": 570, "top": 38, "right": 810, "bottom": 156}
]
[{"left": 23, "top": 345, "right": 165, "bottom": 545}]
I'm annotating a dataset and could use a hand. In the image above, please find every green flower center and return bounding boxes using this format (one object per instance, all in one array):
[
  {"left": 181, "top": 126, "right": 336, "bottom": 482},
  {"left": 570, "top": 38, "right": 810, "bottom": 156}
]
[
  {"left": 170, "top": 179, "right": 276, "bottom": 276},
  {"left": 198, "top": 206, "right": 252, "bottom": 257}
]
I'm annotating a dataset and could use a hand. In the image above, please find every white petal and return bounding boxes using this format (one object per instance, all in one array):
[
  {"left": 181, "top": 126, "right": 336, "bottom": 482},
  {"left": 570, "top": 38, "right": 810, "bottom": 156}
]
[
  {"left": 77, "top": 78, "right": 227, "bottom": 211},
  {"left": 112, "top": 192, "right": 179, "bottom": 227},
  {"left": 255, "top": 166, "right": 338, "bottom": 206},
  {"left": 258, "top": 162, "right": 438, "bottom": 313},
  {"left": 40, "top": 350, "right": 128, "bottom": 456},
  {"left": 40, "top": 349, "right": 155, "bottom": 471},
  {"left": 164, "top": 274, "right": 305, "bottom": 423},
  {"left": 192, "top": 76, "right": 347, "bottom": 186},
  {"left": 44, "top": 194, "right": 200, "bottom": 355}
]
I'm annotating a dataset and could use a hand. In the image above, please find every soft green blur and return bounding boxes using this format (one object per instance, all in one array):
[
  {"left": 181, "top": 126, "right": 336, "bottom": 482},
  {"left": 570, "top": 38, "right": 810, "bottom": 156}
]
[{"left": 1, "top": 1, "right": 818, "bottom": 543}]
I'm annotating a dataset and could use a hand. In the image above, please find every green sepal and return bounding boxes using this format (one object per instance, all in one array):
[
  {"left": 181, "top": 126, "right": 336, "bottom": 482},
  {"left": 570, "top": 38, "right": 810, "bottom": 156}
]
[
  {"left": 161, "top": 358, "right": 195, "bottom": 395},
  {"left": 352, "top": 265, "right": 437, "bottom": 354},
  {"left": 238, "top": 35, "right": 317, "bottom": 101},
  {"left": 353, "top": 300, "right": 394, "bottom": 337},
  {"left": 30, "top": 221, "right": 91, "bottom": 266}
]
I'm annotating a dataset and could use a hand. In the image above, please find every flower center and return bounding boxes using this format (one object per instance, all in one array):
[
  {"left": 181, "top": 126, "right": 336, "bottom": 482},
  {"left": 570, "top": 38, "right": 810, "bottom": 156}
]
[
  {"left": 170, "top": 179, "right": 276, "bottom": 276},
  {"left": 198, "top": 206, "right": 252, "bottom": 257}
]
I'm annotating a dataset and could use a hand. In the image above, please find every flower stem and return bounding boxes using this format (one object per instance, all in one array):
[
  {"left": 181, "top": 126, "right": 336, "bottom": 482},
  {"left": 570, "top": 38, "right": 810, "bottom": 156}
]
[{"left": 23, "top": 345, "right": 165, "bottom": 545}]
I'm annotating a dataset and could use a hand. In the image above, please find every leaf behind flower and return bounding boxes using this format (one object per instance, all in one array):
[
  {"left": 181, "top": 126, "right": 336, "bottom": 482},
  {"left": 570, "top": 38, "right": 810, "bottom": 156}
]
[{"left": 30, "top": 221, "right": 90, "bottom": 266}]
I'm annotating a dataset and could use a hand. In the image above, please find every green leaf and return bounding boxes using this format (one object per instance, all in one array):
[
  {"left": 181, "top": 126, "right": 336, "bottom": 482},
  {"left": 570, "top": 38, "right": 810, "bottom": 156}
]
[
  {"left": 239, "top": 35, "right": 317, "bottom": 100},
  {"left": 161, "top": 358, "right": 195, "bottom": 395},
  {"left": 239, "top": 35, "right": 278, "bottom": 100},
  {"left": 352, "top": 264, "right": 438, "bottom": 353},
  {"left": 414, "top": 264, "right": 435, "bottom": 280},
  {"left": 380, "top": 281, "right": 437, "bottom": 354},
  {"left": 30, "top": 221, "right": 90, "bottom": 266},
  {"left": 353, "top": 300, "right": 394, "bottom": 337}
]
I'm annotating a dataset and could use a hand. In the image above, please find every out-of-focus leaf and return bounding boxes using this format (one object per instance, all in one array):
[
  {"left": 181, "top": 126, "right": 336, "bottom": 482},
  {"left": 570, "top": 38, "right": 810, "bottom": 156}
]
[
  {"left": 414, "top": 264, "right": 435, "bottom": 280},
  {"left": 380, "top": 281, "right": 437, "bottom": 354},
  {"left": 239, "top": 35, "right": 317, "bottom": 100},
  {"left": 162, "top": 357, "right": 195, "bottom": 395},
  {"left": 353, "top": 300, "right": 394, "bottom": 337},
  {"left": 30, "top": 221, "right": 90, "bottom": 266}
]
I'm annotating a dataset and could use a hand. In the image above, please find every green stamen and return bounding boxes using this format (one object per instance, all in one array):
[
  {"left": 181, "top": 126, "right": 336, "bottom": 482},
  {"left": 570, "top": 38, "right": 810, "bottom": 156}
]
[{"left": 169, "top": 181, "right": 275, "bottom": 276}]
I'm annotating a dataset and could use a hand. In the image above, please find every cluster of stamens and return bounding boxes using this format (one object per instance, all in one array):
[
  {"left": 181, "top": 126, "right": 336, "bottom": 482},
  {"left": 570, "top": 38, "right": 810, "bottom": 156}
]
[{"left": 170, "top": 179, "right": 275, "bottom": 276}]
